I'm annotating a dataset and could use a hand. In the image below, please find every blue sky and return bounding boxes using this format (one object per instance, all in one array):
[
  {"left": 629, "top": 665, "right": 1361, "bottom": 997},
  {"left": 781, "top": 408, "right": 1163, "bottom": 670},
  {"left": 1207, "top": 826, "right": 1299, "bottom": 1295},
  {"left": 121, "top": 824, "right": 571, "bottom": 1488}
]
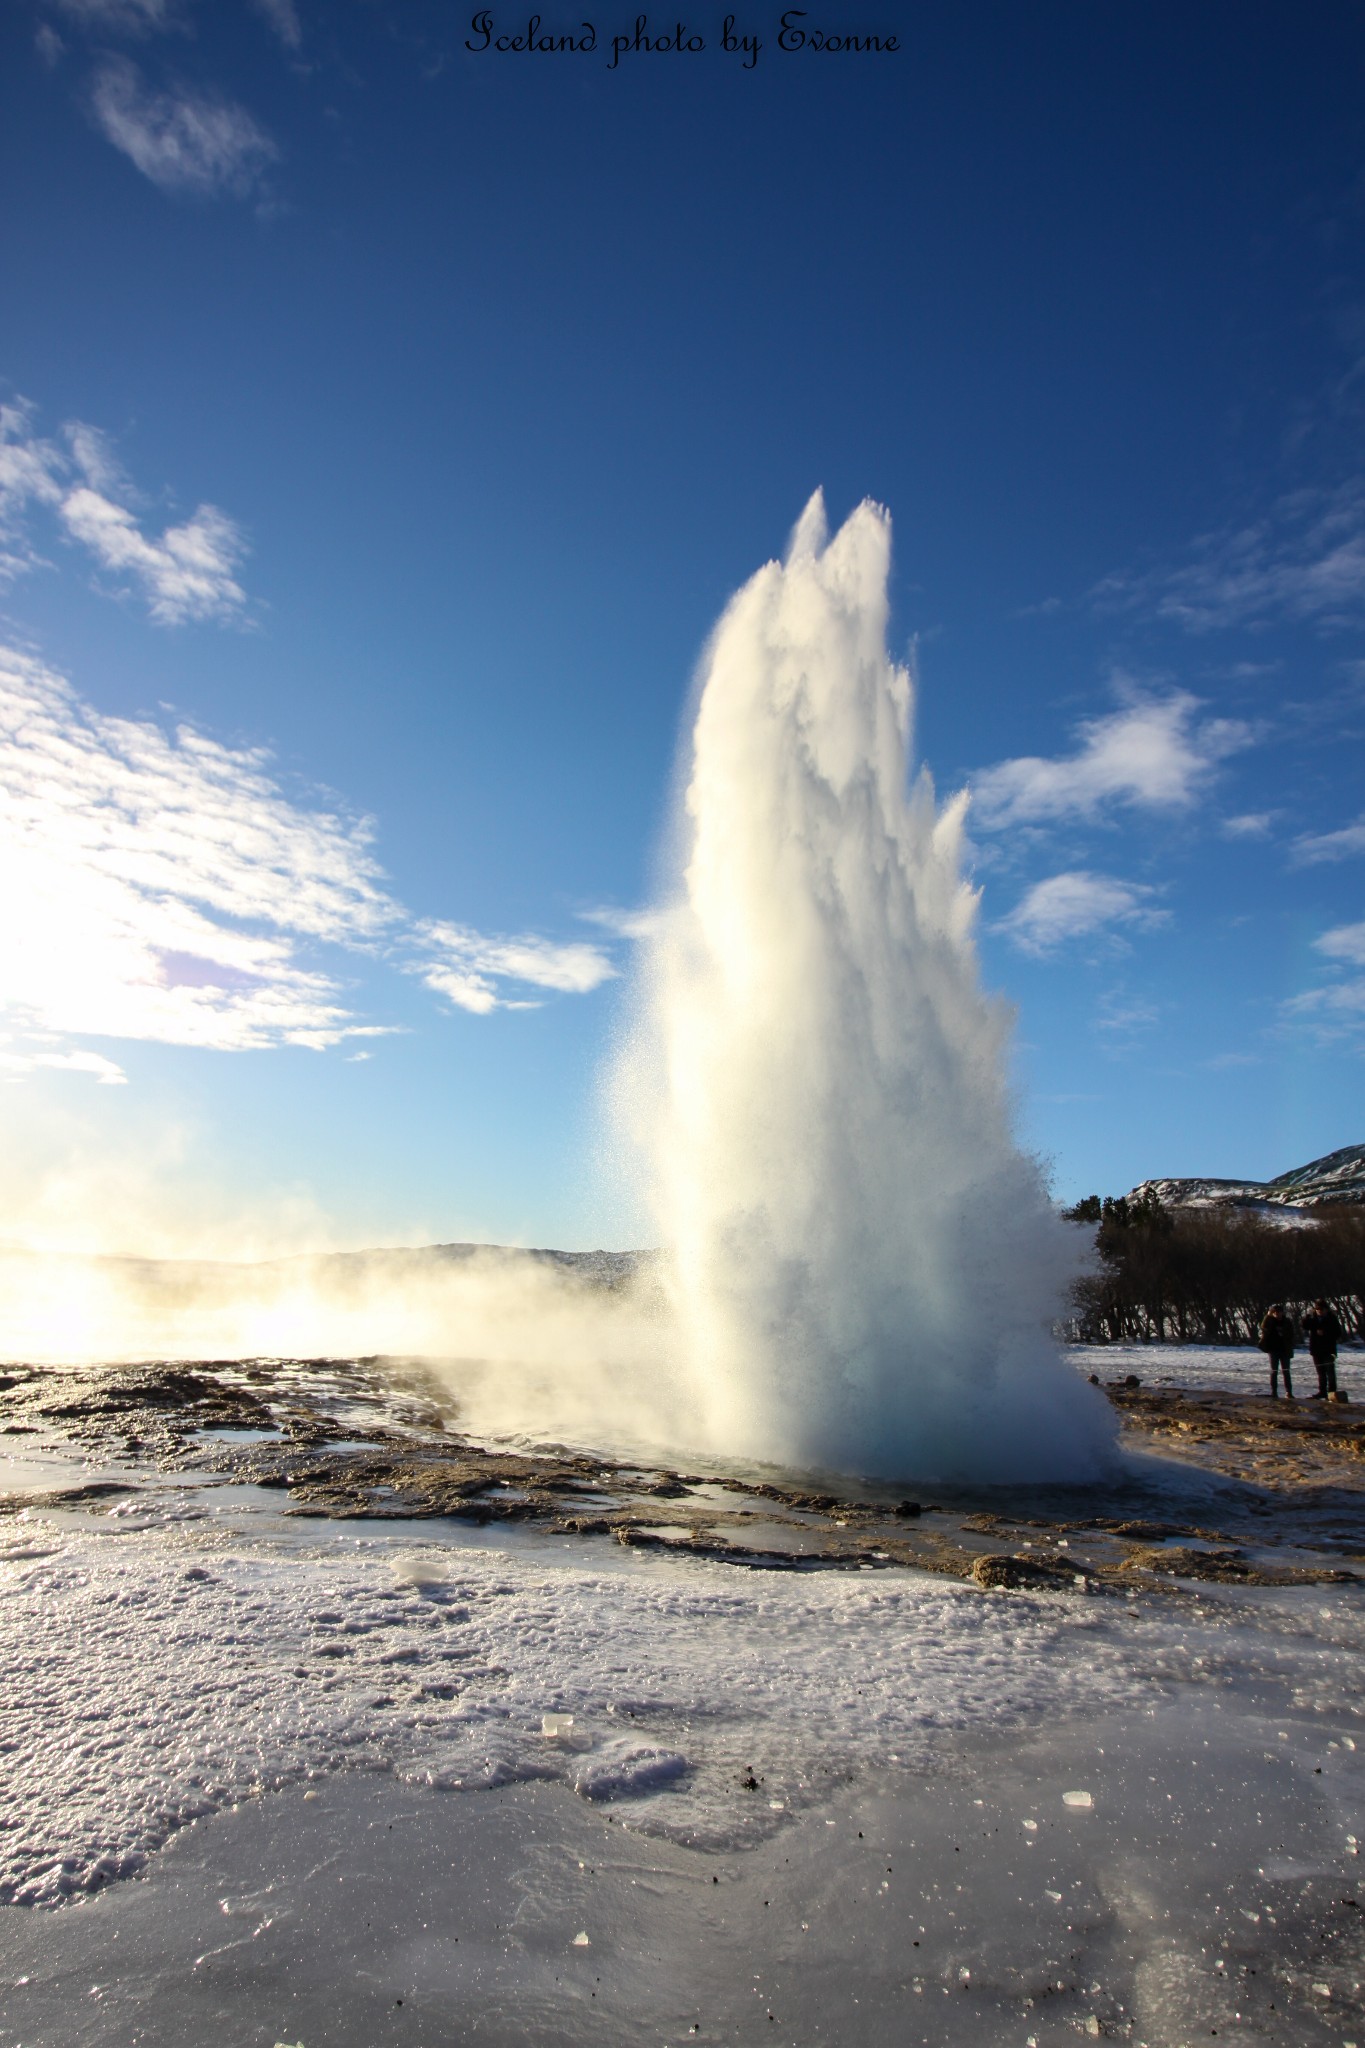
[{"left": 2, "top": 0, "right": 1363, "bottom": 1253}]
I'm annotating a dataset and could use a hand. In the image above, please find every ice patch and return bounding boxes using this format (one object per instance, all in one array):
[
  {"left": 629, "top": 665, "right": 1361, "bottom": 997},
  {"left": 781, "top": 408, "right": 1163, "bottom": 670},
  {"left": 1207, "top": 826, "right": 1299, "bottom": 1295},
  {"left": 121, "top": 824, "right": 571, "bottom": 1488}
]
[{"left": 0, "top": 1513, "right": 1147, "bottom": 1905}]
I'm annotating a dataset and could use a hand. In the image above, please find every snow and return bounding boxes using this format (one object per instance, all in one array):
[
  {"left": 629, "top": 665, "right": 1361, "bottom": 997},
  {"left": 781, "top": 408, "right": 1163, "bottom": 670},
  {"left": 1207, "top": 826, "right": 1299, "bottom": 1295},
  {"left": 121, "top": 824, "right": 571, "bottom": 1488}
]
[
  {"left": 0, "top": 1496, "right": 1135, "bottom": 1905},
  {"left": 1128, "top": 1140, "right": 1365, "bottom": 1210},
  {"left": 3, "top": 1370, "right": 1365, "bottom": 2042},
  {"left": 1069, "top": 1340, "right": 1363, "bottom": 1394}
]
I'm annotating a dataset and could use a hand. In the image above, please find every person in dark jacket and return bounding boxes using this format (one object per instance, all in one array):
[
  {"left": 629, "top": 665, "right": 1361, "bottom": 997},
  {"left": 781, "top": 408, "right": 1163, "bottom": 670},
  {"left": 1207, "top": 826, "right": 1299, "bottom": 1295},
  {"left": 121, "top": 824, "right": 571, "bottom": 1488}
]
[
  {"left": 1258, "top": 1303, "right": 1296, "bottom": 1399},
  {"left": 1303, "top": 1298, "right": 1342, "bottom": 1399}
]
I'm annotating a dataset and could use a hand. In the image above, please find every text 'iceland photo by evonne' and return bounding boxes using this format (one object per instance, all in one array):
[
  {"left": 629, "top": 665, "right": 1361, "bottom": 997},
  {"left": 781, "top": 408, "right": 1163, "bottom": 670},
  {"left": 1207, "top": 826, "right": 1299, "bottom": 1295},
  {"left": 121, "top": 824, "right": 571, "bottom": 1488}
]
[{"left": 463, "top": 11, "right": 901, "bottom": 67}]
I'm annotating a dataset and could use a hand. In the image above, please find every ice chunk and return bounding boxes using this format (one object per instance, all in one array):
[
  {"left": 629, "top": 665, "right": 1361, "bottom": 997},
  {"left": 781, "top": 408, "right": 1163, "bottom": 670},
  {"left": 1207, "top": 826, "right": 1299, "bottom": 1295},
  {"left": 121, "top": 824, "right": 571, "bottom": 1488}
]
[
  {"left": 541, "top": 1713, "right": 575, "bottom": 1739},
  {"left": 1063, "top": 1789, "right": 1094, "bottom": 1809},
  {"left": 572, "top": 1932, "right": 590, "bottom": 1947}
]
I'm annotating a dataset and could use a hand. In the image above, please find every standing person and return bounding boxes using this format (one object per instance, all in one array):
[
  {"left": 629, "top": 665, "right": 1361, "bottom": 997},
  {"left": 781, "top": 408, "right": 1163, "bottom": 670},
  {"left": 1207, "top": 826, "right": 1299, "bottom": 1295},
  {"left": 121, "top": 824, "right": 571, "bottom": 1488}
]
[
  {"left": 1258, "top": 1303, "right": 1297, "bottom": 1399},
  {"left": 1303, "top": 1298, "right": 1342, "bottom": 1399}
]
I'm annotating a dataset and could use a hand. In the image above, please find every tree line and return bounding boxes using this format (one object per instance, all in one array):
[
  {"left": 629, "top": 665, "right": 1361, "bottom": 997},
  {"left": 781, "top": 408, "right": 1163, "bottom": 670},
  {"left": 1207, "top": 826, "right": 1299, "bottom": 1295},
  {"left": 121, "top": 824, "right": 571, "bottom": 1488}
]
[{"left": 1060, "top": 1191, "right": 1365, "bottom": 1344}]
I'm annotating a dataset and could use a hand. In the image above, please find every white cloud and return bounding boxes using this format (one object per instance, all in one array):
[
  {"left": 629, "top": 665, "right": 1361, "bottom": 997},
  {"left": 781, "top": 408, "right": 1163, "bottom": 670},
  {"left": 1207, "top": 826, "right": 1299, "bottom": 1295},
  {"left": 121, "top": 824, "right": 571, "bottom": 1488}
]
[
  {"left": 578, "top": 904, "right": 665, "bottom": 941},
  {"left": 1316, "top": 920, "right": 1365, "bottom": 967},
  {"left": 1095, "top": 482, "right": 1365, "bottom": 633},
  {"left": 0, "top": 401, "right": 248, "bottom": 624},
  {"left": 995, "top": 871, "right": 1166, "bottom": 955},
  {"left": 0, "top": 1046, "right": 128, "bottom": 1085},
  {"left": 0, "top": 644, "right": 399, "bottom": 1058},
  {"left": 252, "top": 0, "right": 302, "bottom": 48},
  {"left": 415, "top": 922, "right": 617, "bottom": 1015},
  {"left": 1221, "top": 812, "right": 1276, "bottom": 840},
  {"left": 64, "top": 420, "right": 128, "bottom": 495},
  {"left": 1096, "top": 990, "right": 1160, "bottom": 1035},
  {"left": 1284, "top": 920, "right": 1365, "bottom": 1045},
  {"left": 0, "top": 643, "right": 621, "bottom": 1071},
  {"left": 0, "top": 400, "right": 65, "bottom": 579},
  {"left": 1285, "top": 977, "right": 1365, "bottom": 1042},
  {"left": 971, "top": 692, "right": 1252, "bottom": 830},
  {"left": 61, "top": 487, "right": 247, "bottom": 624},
  {"left": 1291, "top": 816, "right": 1365, "bottom": 866},
  {"left": 90, "top": 57, "right": 277, "bottom": 199},
  {"left": 51, "top": 0, "right": 180, "bottom": 29}
]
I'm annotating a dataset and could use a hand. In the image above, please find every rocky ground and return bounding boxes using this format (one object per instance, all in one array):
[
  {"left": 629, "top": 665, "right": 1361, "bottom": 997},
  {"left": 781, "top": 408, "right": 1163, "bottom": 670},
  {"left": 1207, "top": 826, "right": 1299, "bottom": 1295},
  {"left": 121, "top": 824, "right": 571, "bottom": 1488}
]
[{"left": 3, "top": 1355, "right": 1362, "bottom": 1594}]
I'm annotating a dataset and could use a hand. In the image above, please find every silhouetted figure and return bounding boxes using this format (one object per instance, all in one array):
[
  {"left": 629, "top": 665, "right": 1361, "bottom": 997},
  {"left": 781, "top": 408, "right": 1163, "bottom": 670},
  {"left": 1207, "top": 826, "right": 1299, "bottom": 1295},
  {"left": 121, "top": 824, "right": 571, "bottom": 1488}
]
[
  {"left": 1303, "top": 1299, "right": 1342, "bottom": 1399},
  {"left": 1257, "top": 1303, "right": 1296, "bottom": 1399}
]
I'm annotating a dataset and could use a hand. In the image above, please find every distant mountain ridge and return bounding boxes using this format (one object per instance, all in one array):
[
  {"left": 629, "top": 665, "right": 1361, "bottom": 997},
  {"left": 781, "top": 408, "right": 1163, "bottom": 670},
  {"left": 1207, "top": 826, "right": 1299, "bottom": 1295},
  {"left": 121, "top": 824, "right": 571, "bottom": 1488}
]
[{"left": 1128, "top": 1143, "right": 1365, "bottom": 1213}]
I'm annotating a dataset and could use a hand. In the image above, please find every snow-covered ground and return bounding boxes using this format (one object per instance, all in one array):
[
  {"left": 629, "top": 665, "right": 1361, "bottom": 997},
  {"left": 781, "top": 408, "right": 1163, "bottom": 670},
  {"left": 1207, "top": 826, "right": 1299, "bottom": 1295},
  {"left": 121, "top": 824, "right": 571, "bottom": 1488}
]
[
  {"left": 2, "top": 1366, "right": 1364, "bottom": 2045},
  {"left": 1, "top": 1455, "right": 1139, "bottom": 1909},
  {"left": 1071, "top": 1340, "right": 1363, "bottom": 1396}
]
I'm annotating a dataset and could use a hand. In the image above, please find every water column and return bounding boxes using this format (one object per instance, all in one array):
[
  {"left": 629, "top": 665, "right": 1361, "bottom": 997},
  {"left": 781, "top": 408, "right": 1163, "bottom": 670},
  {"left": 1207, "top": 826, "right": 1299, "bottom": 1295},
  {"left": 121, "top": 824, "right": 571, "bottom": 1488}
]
[{"left": 621, "top": 494, "right": 1114, "bottom": 1482}]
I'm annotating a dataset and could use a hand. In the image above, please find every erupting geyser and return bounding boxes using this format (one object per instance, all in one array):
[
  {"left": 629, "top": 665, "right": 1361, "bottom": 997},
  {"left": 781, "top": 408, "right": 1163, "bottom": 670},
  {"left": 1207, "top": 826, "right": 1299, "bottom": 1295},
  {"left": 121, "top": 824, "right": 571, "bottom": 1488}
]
[{"left": 620, "top": 494, "right": 1114, "bottom": 1483}]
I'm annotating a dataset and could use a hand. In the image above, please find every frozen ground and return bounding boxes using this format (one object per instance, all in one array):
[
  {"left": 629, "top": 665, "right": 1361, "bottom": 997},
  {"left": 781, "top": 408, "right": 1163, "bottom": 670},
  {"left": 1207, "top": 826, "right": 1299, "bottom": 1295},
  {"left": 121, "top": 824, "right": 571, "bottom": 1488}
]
[
  {"left": 1072, "top": 1342, "right": 1363, "bottom": 1398},
  {"left": 1, "top": 1349, "right": 1364, "bottom": 2045}
]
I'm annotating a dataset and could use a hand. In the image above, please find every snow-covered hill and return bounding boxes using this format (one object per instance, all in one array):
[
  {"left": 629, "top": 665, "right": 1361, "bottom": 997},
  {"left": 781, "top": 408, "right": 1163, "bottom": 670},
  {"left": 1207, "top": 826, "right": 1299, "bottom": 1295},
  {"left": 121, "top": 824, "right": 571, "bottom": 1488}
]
[{"left": 1129, "top": 1142, "right": 1365, "bottom": 1212}]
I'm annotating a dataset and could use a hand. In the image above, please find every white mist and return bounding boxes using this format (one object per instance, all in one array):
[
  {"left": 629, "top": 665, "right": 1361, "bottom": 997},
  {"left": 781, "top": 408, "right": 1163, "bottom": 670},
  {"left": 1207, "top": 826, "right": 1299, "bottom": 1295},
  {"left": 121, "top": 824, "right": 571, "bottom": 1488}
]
[{"left": 620, "top": 494, "right": 1113, "bottom": 1482}]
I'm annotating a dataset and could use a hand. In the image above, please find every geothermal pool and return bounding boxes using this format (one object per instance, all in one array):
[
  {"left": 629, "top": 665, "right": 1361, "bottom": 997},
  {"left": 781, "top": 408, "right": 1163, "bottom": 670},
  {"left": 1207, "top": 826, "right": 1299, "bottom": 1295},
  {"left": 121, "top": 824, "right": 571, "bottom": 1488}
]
[{"left": 1, "top": 1345, "right": 1362, "bottom": 2047}]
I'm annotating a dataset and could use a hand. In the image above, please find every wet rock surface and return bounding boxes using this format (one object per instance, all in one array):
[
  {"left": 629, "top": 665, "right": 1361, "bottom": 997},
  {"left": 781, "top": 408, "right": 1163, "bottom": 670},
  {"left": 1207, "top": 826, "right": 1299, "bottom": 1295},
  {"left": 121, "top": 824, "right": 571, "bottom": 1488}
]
[{"left": 1, "top": 1358, "right": 1363, "bottom": 1594}]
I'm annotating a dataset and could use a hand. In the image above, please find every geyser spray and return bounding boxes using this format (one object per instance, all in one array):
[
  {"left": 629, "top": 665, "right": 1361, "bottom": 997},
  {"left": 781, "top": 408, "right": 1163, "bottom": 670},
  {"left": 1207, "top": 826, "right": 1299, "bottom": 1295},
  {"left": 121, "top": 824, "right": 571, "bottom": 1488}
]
[{"left": 619, "top": 493, "right": 1113, "bottom": 1483}]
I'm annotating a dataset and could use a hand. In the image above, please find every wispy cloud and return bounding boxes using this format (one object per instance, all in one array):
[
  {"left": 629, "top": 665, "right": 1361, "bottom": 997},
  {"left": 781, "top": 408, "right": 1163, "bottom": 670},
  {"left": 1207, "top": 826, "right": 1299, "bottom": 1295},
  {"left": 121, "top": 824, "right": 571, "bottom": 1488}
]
[
  {"left": 50, "top": 0, "right": 180, "bottom": 30},
  {"left": 1283, "top": 919, "right": 1365, "bottom": 1046},
  {"left": 0, "top": 642, "right": 621, "bottom": 1073},
  {"left": 1096, "top": 989, "right": 1161, "bottom": 1036},
  {"left": 90, "top": 57, "right": 278, "bottom": 199},
  {"left": 0, "top": 1044, "right": 128, "bottom": 1086},
  {"left": 972, "top": 691, "right": 1253, "bottom": 830},
  {"left": 0, "top": 644, "right": 397, "bottom": 1059},
  {"left": 63, "top": 488, "right": 247, "bottom": 624},
  {"left": 1316, "top": 920, "right": 1365, "bottom": 967},
  {"left": 0, "top": 400, "right": 248, "bottom": 624},
  {"left": 1285, "top": 978, "right": 1365, "bottom": 1043},
  {"left": 0, "top": 399, "right": 65, "bottom": 578},
  {"left": 578, "top": 904, "right": 664, "bottom": 941},
  {"left": 414, "top": 922, "right": 617, "bottom": 1015},
  {"left": 1291, "top": 815, "right": 1365, "bottom": 866},
  {"left": 1221, "top": 811, "right": 1276, "bottom": 840},
  {"left": 252, "top": 0, "right": 302, "bottom": 49},
  {"left": 1095, "top": 483, "right": 1365, "bottom": 633},
  {"left": 995, "top": 871, "right": 1166, "bottom": 955}
]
